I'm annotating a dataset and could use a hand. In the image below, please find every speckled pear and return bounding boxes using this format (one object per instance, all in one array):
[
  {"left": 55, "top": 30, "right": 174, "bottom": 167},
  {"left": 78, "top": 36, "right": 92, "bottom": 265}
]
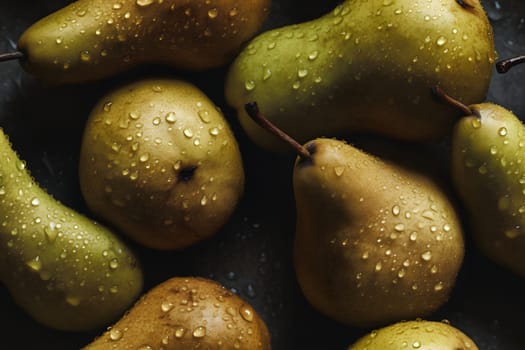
[
  {"left": 17, "top": 0, "right": 271, "bottom": 84},
  {"left": 451, "top": 102, "right": 525, "bottom": 278},
  {"left": 226, "top": 0, "right": 495, "bottom": 151},
  {"left": 292, "top": 138, "right": 464, "bottom": 327},
  {"left": 348, "top": 319, "right": 479, "bottom": 350},
  {"left": 79, "top": 78, "right": 245, "bottom": 250},
  {"left": 0, "top": 128, "right": 143, "bottom": 331},
  {"left": 83, "top": 277, "right": 271, "bottom": 350}
]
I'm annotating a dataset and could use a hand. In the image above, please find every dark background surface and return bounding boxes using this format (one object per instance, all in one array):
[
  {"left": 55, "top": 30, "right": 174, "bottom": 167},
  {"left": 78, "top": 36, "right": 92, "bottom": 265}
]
[{"left": 1, "top": 0, "right": 525, "bottom": 349}]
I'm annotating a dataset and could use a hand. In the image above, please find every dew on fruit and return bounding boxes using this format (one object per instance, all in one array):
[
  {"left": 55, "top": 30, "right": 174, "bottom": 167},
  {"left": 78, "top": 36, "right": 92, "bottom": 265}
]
[
  {"left": 109, "top": 329, "right": 122, "bottom": 341},
  {"left": 244, "top": 80, "right": 256, "bottom": 91},
  {"left": 136, "top": 0, "right": 154, "bottom": 7},
  {"left": 421, "top": 251, "right": 432, "bottom": 261},
  {"left": 192, "top": 326, "right": 206, "bottom": 338}
]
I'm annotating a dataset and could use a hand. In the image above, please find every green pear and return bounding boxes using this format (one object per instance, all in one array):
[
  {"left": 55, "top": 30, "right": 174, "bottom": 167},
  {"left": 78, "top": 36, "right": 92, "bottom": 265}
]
[
  {"left": 0, "top": 128, "right": 143, "bottom": 331},
  {"left": 15, "top": 0, "right": 271, "bottom": 84},
  {"left": 245, "top": 103, "right": 465, "bottom": 327},
  {"left": 348, "top": 319, "right": 478, "bottom": 350},
  {"left": 444, "top": 89, "right": 525, "bottom": 277},
  {"left": 83, "top": 277, "right": 271, "bottom": 350},
  {"left": 226, "top": 0, "right": 496, "bottom": 152},
  {"left": 79, "top": 78, "right": 245, "bottom": 250}
]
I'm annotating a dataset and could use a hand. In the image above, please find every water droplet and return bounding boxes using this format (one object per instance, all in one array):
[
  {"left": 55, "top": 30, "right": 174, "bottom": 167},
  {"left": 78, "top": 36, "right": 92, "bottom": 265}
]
[
  {"left": 129, "top": 112, "right": 140, "bottom": 120},
  {"left": 434, "top": 282, "right": 444, "bottom": 291},
  {"left": 200, "top": 195, "right": 208, "bottom": 206},
  {"left": 175, "top": 327, "right": 186, "bottom": 338},
  {"left": 334, "top": 166, "right": 345, "bottom": 176},
  {"left": 152, "top": 85, "right": 163, "bottom": 93},
  {"left": 398, "top": 269, "right": 406, "bottom": 278},
  {"left": 31, "top": 198, "right": 40, "bottom": 206},
  {"left": 421, "top": 251, "right": 432, "bottom": 261},
  {"left": 208, "top": 8, "right": 218, "bottom": 18},
  {"left": 192, "top": 326, "right": 206, "bottom": 338},
  {"left": 244, "top": 80, "right": 256, "bottom": 91},
  {"left": 409, "top": 232, "right": 418, "bottom": 241},
  {"left": 292, "top": 81, "right": 301, "bottom": 90},
  {"left": 139, "top": 153, "right": 150, "bottom": 162},
  {"left": 498, "top": 127, "right": 508, "bottom": 136},
  {"left": 436, "top": 36, "right": 447, "bottom": 46},
  {"left": 165, "top": 112, "right": 177, "bottom": 123},
  {"left": 297, "top": 69, "right": 308, "bottom": 78},
  {"left": 80, "top": 50, "right": 91, "bottom": 62},
  {"left": 152, "top": 117, "right": 161, "bottom": 125},
  {"left": 209, "top": 127, "right": 220, "bottom": 136},
  {"left": 239, "top": 304, "right": 254, "bottom": 322},
  {"left": 394, "top": 223, "right": 405, "bottom": 232},
  {"left": 136, "top": 0, "right": 154, "bottom": 7},
  {"left": 375, "top": 261, "right": 383, "bottom": 271},
  {"left": 308, "top": 51, "right": 319, "bottom": 60},
  {"left": 137, "top": 346, "right": 153, "bottom": 350},
  {"left": 471, "top": 118, "right": 482, "bottom": 129},
  {"left": 392, "top": 205, "right": 400, "bottom": 216},
  {"left": 412, "top": 341, "right": 421, "bottom": 348},
  {"left": 198, "top": 110, "right": 211, "bottom": 123},
  {"left": 110, "top": 329, "right": 122, "bottom": 341},
  {"left": 113, "top": 3, "right": 123, "bottom": 10},
  {"left": 109, "top": 258, "right": 119, "bottom": 269},
  {"left": 183, "top": 129, "right": 194, "bottom": 138},
  {"left": 55, "top": 37, "right": 63, "bottom": 44},
  {"left": 26, "top": 257, "right": 42, "bottom": 272},
  {"left": 161, "top": 301, "right": 174, "bottom": 312}
]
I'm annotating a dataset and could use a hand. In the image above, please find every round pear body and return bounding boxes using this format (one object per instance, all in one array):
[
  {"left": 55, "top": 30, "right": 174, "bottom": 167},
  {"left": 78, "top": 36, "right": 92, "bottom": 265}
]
[
  {"left": 293, "top": 138, "right": 464, "bottom": 327},
  {"left": 452, "top": 103, "right": 525, "bottom": 278},
  {"left": 79, "top": 79, "right": 245, "bottom": 250},
  {"left": 0, "top": 128, "right": 143, "bottom": 331},
  {"left": 83, "top": 277, "right": 271, "bottom": 350},
  {"left": 226, "top": 0, "right": 496, "bottom": 151},
  {"left": 348, "top": 319, "right": 478, "bottom": 350},
  {"left": 17, "top": 0, "right": 271, "bottom": 84}
]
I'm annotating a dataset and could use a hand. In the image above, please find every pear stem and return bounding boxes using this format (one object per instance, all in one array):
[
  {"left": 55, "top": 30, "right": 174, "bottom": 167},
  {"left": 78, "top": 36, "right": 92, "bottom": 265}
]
[
  {"left": 244, "top": 102, "right": 311, "bottom": 160},
  {"left": 0, "top": 51, "right": 24, "bottom": 63},
  {"left": 496, "top": 55, "right": 525, "bottom": 74},
  {"left": 431, "top": 85, "right": 473, "bottom": 116}
]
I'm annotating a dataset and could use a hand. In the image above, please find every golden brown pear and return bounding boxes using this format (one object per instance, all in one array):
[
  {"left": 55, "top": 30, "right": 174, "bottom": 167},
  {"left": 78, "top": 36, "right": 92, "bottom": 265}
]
[{"left": 83, "top": 277, "right": 271, "bottom": 350}]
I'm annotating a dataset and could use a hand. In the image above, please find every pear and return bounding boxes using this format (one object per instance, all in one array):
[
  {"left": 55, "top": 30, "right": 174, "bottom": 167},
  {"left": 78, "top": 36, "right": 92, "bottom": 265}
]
[
  {"left": 79, "top": 78, "right": 245, "bottom": 250},
  {"left": 226, "top": 0, "right": 496, "bottom": 152},
  {"left": 348, "top": 319, "right": 478, "bottom": 350},
  {"left": 13, "top": 0, "right": 271, "bottom": 84},
  {"left": 0, "top": 128, "right": 143, "bottom": 331},
  {"left": 83, "top": 277, "right": 271, "bottom": 350},
  {"left": 434, "top": 86, "right": 525, "bottom": 278},
  {"left": 245, "top": 102, "right": 465, "bottom": 327}
]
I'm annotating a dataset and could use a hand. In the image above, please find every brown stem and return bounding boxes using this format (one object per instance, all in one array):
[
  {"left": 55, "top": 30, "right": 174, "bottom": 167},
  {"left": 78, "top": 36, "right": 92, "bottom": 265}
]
[
  {"left": 496, "top": 55, "right": 525, "bottom": 74},
  {"left": 0, "top": 51, "right": 24, "bottom": 63},
  {"left": 431, "top": 85, "right": 473, "bottom": 116},
  {"left": 244, "top": 102, "right": 311, "bottom": 160}
]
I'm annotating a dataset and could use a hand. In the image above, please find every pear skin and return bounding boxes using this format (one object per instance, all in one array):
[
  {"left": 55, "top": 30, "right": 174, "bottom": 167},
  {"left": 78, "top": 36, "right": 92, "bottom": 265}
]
[
  {"left": 0, "top": 128, "right": 143, "bottom": 331},
  {"left": 79, "top": 78, "right": 245, "bottom": 250},
  {"left": 83, "top": 277, "right": 271, "bottom": 350},
  {"left": 226, "top": 0, "right": 496, "bottom": 151},
  {"left": 293, "top": 138, "right": 464, "bottom": 327},
  {"left": 348, "top": 319, "right": 478, "bottom": 350},
  {"left": 452, "top": 103, "right": 525, "bottom": 277},
  {"left": 17, "top": 0, "right": 271, "bottom": 84}
]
